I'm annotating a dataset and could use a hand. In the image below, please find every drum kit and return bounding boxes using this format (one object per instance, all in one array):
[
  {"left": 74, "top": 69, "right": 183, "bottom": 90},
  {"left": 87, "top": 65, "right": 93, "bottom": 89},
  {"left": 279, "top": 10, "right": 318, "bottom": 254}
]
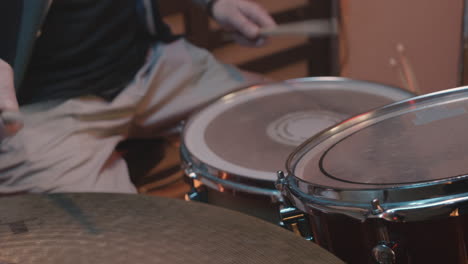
[
  {"left": 179, "top": 75, "right": 468, "bottom": 263},
  {"left": 5, "top": 1, "right": 468, "bottom": 264},
  {"left": 5, "top": 76, "right": 468, "bottom": 264}
]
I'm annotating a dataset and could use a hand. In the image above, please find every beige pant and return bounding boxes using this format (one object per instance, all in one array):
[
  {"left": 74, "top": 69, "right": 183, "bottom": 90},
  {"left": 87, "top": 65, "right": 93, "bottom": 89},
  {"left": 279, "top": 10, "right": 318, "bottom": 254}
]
[{"left": 0, "top": 39, "right": 250, "bottom": 194}]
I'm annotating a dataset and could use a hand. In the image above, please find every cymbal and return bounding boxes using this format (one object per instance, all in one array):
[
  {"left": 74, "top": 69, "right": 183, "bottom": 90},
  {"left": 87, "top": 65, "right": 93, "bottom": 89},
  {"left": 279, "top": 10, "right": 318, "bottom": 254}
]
[{"left": 0, "top": 193, "right": 343, "bottom": 264}]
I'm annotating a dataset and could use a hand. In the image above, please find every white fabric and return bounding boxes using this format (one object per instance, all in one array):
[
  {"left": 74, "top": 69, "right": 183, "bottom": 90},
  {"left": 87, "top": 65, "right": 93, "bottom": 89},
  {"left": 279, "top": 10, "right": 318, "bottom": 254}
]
[{"left": 0, "top": 39, "right": 248, "bottom": 194}]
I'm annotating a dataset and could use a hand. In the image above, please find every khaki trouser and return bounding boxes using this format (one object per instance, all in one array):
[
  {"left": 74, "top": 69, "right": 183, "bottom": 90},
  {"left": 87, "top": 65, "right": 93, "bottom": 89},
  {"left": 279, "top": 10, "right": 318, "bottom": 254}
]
[{"left": 0, "top": 39, "right": 250, "bottom": 194}]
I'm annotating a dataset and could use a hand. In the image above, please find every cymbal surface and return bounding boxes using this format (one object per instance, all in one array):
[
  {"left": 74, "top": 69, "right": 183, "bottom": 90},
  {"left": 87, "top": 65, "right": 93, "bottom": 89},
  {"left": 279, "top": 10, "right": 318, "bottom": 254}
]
[{"left": 0, "top": 193, "right": 342, "bottom": 264}]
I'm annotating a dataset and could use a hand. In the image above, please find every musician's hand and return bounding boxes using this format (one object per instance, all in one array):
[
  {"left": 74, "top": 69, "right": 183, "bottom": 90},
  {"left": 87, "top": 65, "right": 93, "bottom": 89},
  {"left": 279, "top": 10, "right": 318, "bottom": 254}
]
[
  {"left": 0, "top": 59, "right": 22, "bottom": 140},
  {"left": 211, "top": 0, "right": 276, "bottom": 46}
]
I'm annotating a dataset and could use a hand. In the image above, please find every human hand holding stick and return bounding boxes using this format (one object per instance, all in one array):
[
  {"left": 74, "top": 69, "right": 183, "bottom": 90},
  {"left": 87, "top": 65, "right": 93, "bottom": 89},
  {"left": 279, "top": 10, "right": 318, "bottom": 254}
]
[{"left": 0, "top": 59, "right": 22, "bottom": 141}]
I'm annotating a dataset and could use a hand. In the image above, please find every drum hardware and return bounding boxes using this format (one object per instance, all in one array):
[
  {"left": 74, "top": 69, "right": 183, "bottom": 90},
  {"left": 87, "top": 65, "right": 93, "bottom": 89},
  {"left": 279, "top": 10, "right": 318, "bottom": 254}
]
[
  {"left": 279, "top": 206, "right": 313, "bottom": 241},
  {"left": 183, "top": 161, "right": 284, "bottom": 203},
  {"left": 282, "top": 168, "right": 468, "bottom": 223},
  {"left": 371, "top": 200, "right": 391, "bottom": 242},
  {"left": 371, "top": 199, "right": 396, "bottom": 264},
  {"left": 366, "top": 194, "right": 468, "bottom": 222},
  {"left": 372, "top": 243, "right": 396, "bottom": 264},
  {"left": 276, "top": 171, "right": 313, "bottom": 240},
  {"left": 371, "top": 199, "right": 384, "bottom": 215},
  {"left": 186, "top": 186, "right": 208, "bottom": 202},
  {"left": 161, "top": 120, "right": 186, "bottom": 136},
  {"left": 275, "top": 170, "right": 287, "bottom": 192},
  {"left": 183, "top": 162, "right": 197, "bottom": 180},
  {"left": 184, "top": 163, "right": 209, "bottom": 202}
]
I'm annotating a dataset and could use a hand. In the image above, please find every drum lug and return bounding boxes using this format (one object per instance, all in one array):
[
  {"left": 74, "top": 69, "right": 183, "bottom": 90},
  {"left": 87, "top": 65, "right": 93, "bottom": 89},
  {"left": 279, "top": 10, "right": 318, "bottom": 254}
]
[
  {"left": 184, "top": 164, "right": 208, "bottom": 202},
  {"left": 279, "top": 206, "right": 313, "bottom": 241},
  {"left": 276, "top": 171, "right": 312, "bottom": 240},
  {"left": 371, "top": 198, "right": 385, "bottom": 215},
  {"left": 372, "top": 242, "right": 396, "bottom": 264},
  {"left": 272, "top": 171, "right": 287, "bottom": 204},
  {"left": 275, "top": 170, "right": 287, "bottom": 191},
  {"left": 184, "top": 163, "right": 198, "bottom": 180},
  {"left": 370, "top": 199, "right": 397, "bottom": 263}
]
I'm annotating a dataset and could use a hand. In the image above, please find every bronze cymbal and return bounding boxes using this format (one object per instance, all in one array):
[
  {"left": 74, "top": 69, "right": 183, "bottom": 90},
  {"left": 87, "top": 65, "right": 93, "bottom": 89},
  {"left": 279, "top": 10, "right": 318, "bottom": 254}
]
[{"left": 0, "top": 193, "right": 343, "bottom": 264}]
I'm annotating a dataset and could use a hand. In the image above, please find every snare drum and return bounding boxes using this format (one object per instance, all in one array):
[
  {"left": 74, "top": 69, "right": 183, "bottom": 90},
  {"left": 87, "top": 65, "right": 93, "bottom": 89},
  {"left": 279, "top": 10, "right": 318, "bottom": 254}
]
[
  {"left": 181, "top": 77, "right": 413, "bottom": 223},
  {"left": 279, "top": 86, "right": 468, "bottom": 263}
]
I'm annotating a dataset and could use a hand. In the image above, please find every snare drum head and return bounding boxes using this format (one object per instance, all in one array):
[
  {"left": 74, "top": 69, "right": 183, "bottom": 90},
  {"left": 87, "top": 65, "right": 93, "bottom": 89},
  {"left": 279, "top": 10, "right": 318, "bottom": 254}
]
[
  {"left": 292, "top": 87, "right": 468, "bottom": 190},
  {"left": 183, "top": 78, "right": 412, "bottom": 181}
]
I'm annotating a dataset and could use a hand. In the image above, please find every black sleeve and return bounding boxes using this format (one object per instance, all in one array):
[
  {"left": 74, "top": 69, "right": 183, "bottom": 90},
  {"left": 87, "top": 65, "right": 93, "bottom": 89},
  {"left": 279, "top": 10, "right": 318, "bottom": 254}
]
[{"left": 0, "top": 0, "right": 23, "bottom": 67}]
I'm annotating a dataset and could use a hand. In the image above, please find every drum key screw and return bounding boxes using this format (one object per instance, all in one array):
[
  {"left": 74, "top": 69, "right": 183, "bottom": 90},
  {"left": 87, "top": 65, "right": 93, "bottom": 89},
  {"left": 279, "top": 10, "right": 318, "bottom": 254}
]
[
  {"left": 187, "top": 171, "right": 197, "bottom": 179},
  {"left": 183, "top": 163, "right": 208, "bottom": 202},
  {"left": 371, "top": 198, "right": 384, "bottom": 215},
  {"left": 184, "top": 164, "right": 198, "bottom": 179},
  {"left": 275, "top": 171, "right": 286, "bottom": 191}
]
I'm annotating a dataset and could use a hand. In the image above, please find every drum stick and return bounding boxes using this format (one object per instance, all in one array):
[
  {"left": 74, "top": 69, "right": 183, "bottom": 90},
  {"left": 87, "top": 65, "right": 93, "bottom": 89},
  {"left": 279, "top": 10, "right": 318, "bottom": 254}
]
[{"left": 259, "top": 19, "right": 338, "bottom": 37}]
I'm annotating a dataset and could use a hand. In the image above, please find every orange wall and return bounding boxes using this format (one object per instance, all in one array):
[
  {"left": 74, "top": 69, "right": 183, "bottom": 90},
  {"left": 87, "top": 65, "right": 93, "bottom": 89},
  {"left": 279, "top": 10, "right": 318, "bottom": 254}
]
[{"left": 339, "top": 0, "right": 464, "bottom": 94}]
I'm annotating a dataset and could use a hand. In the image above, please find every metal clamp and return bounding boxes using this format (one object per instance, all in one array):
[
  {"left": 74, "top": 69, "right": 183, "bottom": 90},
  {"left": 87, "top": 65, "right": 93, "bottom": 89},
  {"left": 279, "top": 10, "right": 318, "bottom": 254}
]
[
  {"left": 185, "top": 188, "right": 208, "bottom": 202},
  {"left": 184, "top": 165, "right": 208, "bottom": 202},
  {"left": 279, "top": 206, "right": 313, "bottom": 241},
  {"left": 276, "top": 171, "right": 313, "bottom": 240}
]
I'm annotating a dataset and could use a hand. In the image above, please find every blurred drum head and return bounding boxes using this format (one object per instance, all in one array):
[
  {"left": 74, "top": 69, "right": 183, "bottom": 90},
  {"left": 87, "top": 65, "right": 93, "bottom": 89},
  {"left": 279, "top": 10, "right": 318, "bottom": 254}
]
[
  {"left": 281, "top": 86, "right": 468, "bottom": 223},
  {"left": 293, "top": 86, "right": 468, "bottom": 189},
  {"left": 183, "top": 77, "right": 413, "bottom": 181}
]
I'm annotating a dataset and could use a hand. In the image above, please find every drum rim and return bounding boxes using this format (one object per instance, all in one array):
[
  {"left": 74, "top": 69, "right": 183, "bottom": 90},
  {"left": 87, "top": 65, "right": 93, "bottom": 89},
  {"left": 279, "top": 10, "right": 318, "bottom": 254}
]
[
  {"left": 283, "top": 85, "right": 468, "bottom": 222},
  {"left": 180, "top": 143, "right": 281, "bottom": 199},
  {"left": 181, "top": 77, "right": 413, "bottom": 197}
]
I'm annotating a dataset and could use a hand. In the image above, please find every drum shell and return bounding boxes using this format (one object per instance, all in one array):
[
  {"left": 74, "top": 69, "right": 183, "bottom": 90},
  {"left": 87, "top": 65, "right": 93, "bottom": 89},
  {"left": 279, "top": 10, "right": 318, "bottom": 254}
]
[
  {"left": 306, "top": 208, "right": 468, "bottom": 264},
  {"left": 181, "top": 143, "right": 282, "bottom": 223},
  {"left": 192, "top": 182, "right": 281, "bottom": 223}
]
